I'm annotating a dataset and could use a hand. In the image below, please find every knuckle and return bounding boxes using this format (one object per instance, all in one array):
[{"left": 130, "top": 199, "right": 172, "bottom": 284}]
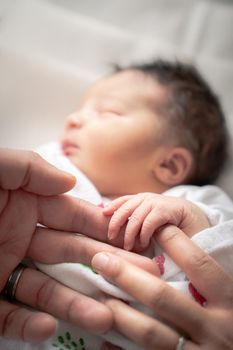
[
  {"left": 158, "top": 225, "right": 180, "bottom": 243},
  {"left": 118, "top": 206, "right": 131, "bottom": 216},
  {"left": 188, "top": 251, "right": 211, "bottom": 272},
  {"left": 141, "top": 323, "right": 158, "bottom": 349},
  {"left": 128, "top": 213, "right": 141, "bottom": 225},
  {"left": 154, "top": 209, "right": 169, "bottom": 223},
  {"left": 29, "top": 150, "right": 41, "bottom": 161},
  {"left": 22, "top": 151, "right": 41, "bottom": 188},
  {"left": 143, "top": 193, "right": 156, "bottom": 200},
  {"left": 149, "top": 283, "right": 168, "bottom": 312},
  {"left": 27, "top": 151, "right": 42, "bottom": 169},
  {"left": 0, "top": 304, "right": 20, "bottom": 337},
  {"left": 35, "top": 276, "right": 57, "bottom": 310},
  {"left": 65, "top": 296, "right": 79, "bottom": 323},
  {"left": 73, "top": 198, "right": 90, "bottom": 231},
  {"left": 142, "top": 218, "right": 154, "bottom": 230},
  {"left": 62, "top": 238, "right": 78, "bottom": 262},
  {"left": 110, "top": 208, "right": 130, "bottom": 225},
  {"left": 110, "top": 215, "right": 121, "bottom": 225}
]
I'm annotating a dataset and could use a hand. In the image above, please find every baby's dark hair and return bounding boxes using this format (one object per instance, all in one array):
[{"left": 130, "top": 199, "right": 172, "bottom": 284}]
[{"left": 114, "top": 60, "right": 229, "bottom": 185}]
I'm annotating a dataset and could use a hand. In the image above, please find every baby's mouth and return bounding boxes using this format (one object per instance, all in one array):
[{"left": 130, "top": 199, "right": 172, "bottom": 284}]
[{"left": 60, "top": 139, "right": 80, "bottom": 156}]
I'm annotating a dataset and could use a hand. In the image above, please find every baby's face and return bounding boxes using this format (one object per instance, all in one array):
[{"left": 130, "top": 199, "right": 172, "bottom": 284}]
[{"left": 60, "top": 70, "right": 167, "bottom": 197}]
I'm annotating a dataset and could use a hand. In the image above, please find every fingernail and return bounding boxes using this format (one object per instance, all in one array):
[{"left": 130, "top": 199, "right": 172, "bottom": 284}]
[
  {"left": 93, "top": 253, "right": 110, "bottom": 271},
  {"left": 64, "top": 172, "right": 76, "bottom": 182}
]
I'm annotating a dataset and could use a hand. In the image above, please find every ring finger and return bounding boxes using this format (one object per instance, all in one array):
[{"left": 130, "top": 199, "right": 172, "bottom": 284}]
[
  {"left": 105, "top": 298, "right": 198, "bottom": 350},
  {"left": 0, "top": 299, "right": 56, "bottom": 341},
  {"left": 15, "top": 267, "right": 113, "bottom": 335}
]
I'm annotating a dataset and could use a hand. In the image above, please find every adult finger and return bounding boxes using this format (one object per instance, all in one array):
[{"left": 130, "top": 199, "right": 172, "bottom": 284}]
[
  {"left": 38, "top": 195, "right": 109, "bottom": 238},
  {"left": 0, "top": 149, "right": 76, "bottom": 195},
  {"left": 37, "top": 195, "right": 124, "bottom": 246},
  {"left": 92, "top": 252, "right": 207, "bottom": 343},
  {"left": 37, "top": 195, "right": 145, "bottom": 252},
  {"left": 156, "top": 225, "right": 233, "bottom": 305},
  {"left": 103, "top": 299, "right": 192, "bottom": 350},
  {"left": 0, "top": 299, "right": 56, "bottom": 341},
  {"left": 28, "top": 227, "right": 159, "bottom": 276},
  {"left": 15, "top": 267, "right": 113, "bottom": 335}
]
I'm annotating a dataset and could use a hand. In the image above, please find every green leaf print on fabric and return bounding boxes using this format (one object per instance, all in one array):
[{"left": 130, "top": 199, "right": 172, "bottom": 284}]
[{"left": 52, "top": 331, "right": 86, "bottom": 350}]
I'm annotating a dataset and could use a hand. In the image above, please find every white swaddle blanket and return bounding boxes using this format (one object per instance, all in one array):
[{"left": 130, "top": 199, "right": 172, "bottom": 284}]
[{"left": 2, "top": 142, "right": 233, "bottom": 350}]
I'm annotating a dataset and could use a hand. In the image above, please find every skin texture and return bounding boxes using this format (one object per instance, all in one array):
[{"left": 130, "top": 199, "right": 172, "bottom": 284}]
[
  {"left": 103, "top": 192, "right": 210, "bottom": 250},
  {"left": 0, "top": 148, "right": 158, "bottom": 341},
  {"left": 60, "top": 70, "right": 193, "bottom": 198},
  {"left": 1, "top": 149, "right": 233, "bottom": 349},
  {"left": 92, "top": 225, "right": 233, "bottom": 350}
]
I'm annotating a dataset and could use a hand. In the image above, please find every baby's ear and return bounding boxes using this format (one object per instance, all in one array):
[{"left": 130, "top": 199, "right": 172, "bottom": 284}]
[{"left": 154, "top": 147, "right": 194, "bottom": 186}]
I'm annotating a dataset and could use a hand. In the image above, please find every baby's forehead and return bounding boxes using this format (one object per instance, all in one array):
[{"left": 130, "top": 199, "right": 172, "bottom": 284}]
[
  {"left": 85, "top": 70, "right": 142, "bottom": 95},
  {"left": 82, "top": 70, "right": 167, "bottom": 108}
]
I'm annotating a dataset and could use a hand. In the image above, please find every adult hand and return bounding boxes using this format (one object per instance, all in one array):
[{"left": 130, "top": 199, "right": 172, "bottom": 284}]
[
  {"left": 92, "top": 225, "right": 233, "bottom": 350},
  {"left": 0, "top": 149, "right": 114, "bottom": 342},
  {"left": 0, "top": 148, "right": 158, "bottom": 342}
]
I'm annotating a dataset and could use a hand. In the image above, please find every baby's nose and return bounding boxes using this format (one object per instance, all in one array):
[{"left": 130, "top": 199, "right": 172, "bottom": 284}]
[{"left": 65, "top": 112, "right": 82, "bottom": 129}]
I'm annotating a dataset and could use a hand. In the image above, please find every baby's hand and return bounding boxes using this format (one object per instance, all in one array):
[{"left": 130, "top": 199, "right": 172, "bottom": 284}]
[{"left": 103, "top": 193, "right": 210, "bottom": 251}]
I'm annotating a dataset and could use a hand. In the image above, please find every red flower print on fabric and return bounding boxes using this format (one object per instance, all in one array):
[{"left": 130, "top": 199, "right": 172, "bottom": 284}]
[
  {"left": 188, "top": 282, "right": 206, "bottom": 306},
  {"left": 154, "top": 254, "right": 165, "bottom": 275}
]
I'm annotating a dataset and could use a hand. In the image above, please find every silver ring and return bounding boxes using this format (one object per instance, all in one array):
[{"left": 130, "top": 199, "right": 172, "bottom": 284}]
[
  {"left": 3, "top": 263, "right": 25, "bottom": 299},
  {"left": 176, "top": 336, "right": 186, "bottom": 350}
]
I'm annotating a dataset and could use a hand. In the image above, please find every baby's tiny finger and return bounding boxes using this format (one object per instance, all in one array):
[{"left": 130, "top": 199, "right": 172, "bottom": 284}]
[
  {"left": 140, "top": 207, "right": 172, "bottom": 247},
  {"left": 140, "top": 209, "right": 160, "bottom": 248},
  {"left": 107, "top": 198, "right": 142, "bottom": 240},
  {"left": 103, "top": 196, "right": 132, "bottom": 215},
  {"left": 124, "top": 204, "right": 151, "bottom": 250}
]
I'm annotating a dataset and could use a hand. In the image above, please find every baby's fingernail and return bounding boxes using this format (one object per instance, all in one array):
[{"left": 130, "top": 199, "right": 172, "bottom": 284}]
[{"left": 92, "top": 253, "right": 110, "bottom": 271}]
